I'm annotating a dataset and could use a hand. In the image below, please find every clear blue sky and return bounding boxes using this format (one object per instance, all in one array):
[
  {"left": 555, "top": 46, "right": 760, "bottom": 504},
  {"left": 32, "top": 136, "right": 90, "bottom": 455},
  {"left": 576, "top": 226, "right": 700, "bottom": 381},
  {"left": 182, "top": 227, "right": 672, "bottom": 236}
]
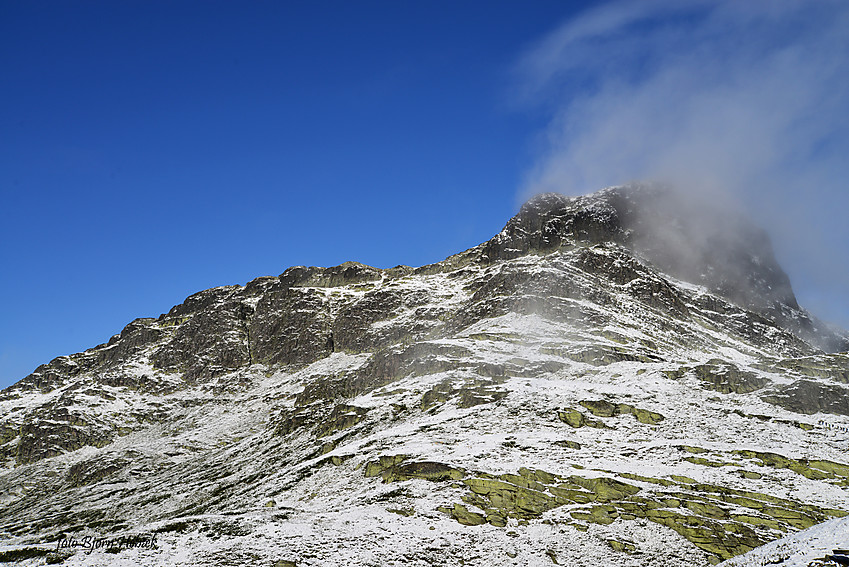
[{"left": 2, "top": 1, "right": 848, "bottom": 388}]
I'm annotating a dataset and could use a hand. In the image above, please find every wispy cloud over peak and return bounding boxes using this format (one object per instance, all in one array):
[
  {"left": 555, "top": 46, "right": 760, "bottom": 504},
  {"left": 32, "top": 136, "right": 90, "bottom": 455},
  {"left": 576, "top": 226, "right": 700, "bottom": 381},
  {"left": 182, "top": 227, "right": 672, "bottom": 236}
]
[
  {"left": 516, "top": 0, "right": 849, "bottom": 197},
  {"left": 514, "top": 0, "right": 849, "bottom": 326}
]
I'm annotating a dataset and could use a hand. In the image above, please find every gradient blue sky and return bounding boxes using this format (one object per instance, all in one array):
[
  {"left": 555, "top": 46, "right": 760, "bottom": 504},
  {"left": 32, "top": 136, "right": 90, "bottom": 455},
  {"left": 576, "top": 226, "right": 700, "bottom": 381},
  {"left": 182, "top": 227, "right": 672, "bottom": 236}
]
[{"left": 2, "top": 1, "right": 848, "bottom": 388}]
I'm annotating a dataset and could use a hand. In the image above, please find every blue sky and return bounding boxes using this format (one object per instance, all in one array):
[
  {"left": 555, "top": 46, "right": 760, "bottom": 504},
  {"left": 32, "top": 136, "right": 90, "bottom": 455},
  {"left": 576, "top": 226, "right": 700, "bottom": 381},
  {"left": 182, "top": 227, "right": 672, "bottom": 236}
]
[{"left": 2, "top": 1, "right": 848, "bottom": 388}]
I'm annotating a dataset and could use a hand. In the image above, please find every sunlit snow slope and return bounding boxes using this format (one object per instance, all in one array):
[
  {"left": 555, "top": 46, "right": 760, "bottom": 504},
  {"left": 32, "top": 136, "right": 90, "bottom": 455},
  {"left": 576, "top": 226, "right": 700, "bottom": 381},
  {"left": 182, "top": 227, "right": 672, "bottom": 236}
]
[{"left": 1, "top": 184, "right": 847, "bottom": 566}]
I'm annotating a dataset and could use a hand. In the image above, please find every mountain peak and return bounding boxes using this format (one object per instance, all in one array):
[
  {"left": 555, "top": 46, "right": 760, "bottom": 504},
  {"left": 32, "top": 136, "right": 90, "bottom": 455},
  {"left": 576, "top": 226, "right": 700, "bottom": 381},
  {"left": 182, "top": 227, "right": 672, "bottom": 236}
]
[
  {"left": 2, "top": 183, "right": 849, "bottom": 566},
  {"left": 484, "top": 183, "right": 846, "bottom": 351}
]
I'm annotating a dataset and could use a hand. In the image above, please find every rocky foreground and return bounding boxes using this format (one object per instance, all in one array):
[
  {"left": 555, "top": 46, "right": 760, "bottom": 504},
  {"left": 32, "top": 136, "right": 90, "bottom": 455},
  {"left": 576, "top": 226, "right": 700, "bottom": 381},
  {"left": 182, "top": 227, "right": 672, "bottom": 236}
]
[{"left": 1, "top": 185, "right": 848, "bottom": 566}]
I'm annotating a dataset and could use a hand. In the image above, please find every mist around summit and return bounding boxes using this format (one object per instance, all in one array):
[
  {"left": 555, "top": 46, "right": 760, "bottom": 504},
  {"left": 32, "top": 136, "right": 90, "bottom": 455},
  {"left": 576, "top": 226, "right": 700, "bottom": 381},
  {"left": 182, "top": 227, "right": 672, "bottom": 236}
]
[{"left": 514, "top": 0, "right": 849, "bottom": 330}]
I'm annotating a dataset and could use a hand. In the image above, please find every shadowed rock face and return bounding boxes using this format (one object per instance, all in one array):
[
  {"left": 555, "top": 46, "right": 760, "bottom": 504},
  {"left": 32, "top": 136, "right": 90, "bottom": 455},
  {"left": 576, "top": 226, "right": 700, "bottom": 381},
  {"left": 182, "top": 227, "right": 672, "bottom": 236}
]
[
  {"left": 3, "top": 185, "right": 846, "bottom": 467},
  {"left": 481, "top": 191, "right": 625, "bottom": 261},
  {"left": 7, "top": 184, "right": 843, "bottom": 402},
  {"left": 1, "top": 184, "right": 848, "bottom": 567},
  {"left": 761, "top": 380, "right": 849, "bottom": 416},
  {"left": 485, "top": 185, "right": 846, "bottom": 352},
  {"left": 494, "top": 186, "right": 791, "bottom": 305}
]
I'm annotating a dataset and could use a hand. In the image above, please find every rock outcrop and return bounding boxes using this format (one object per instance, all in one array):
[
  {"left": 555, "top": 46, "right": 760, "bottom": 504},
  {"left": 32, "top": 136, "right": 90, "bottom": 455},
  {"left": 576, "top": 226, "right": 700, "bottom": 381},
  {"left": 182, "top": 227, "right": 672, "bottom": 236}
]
[{"left": 0, "top": 184, "right": 847, "bottom": 567}]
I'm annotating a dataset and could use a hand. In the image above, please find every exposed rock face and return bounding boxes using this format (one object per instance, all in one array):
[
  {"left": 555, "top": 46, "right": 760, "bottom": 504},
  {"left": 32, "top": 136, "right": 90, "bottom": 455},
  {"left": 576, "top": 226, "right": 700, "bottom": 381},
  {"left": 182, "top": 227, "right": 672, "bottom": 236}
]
[
  {"left": 481, "top": 191, "right": 625, "bottom": 261},
  {"left": 0, "top": 184, "right": 847, "bottom": 567},
  {"left": 486, "top": 186, "right": 846, "bottom": 352},
  {"left": 761, "top": 380, "right": 849, "bottom": 416}
]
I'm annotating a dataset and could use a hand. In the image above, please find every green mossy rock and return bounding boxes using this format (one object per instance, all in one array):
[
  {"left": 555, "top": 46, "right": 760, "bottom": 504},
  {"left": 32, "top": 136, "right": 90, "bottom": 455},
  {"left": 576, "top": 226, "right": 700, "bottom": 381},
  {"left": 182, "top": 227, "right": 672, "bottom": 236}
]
[
  {"left": 630, "top": 407, "right": 665, "bottom": 425},
  {"left": 556, "top": 409, "right": 607, "bottom": 428},
  {"left": 670, "top": 475, "right": 697, "bottom": 484},
  {"left": 314, "top": 404, "right": 369, "bottom": 438},
  {"left": 685, "top": 500, "right": 729, "bottom": 520},
  {"left": 499, "top": 473, "right": 546, "bottom": 493},
  {"left": 549, "top": 485, "right": 594, "bottom": 504},
  {"left": 759, "top": 354, "right": 849, "bottom": 384},
  {"left": 731, "top": 514, "right": 785, "bottom": 531},
  {"left": 579, "top": 399, "right": 619, "bottom": 417},
  {"left": 518, "top": 467, "right": 558, "bottom": 485},
  {"left": 381, "top": 461, "right": 466, "bottom": 483},
  {"left": 421, "top": 379, "right": 508, "bottom": 410},
  {"left": 440, "top": 463, "right": 847, "bottom": 566},
  {"left": 463, "top": 477, "right": 559, "bottom": 519},
  {"left": 420, "top": 381, "right": 454, "bottom": 410},
  {"left": 620, "top": 472, "right": 676, "bottom": 486},
  {"left": 567, "top": 476, "right": 640, "bottom": 502},
  {"left": 578, "top": 400, "right": 665, "bottom": 424},
  {"left": 375, "top": 456, "right": 844, "bottom": 565},
  {"left": 759, "top": 506, "right": 820, "bottom": 530},
  {"left": 363, "top": 455, "right": 408, "bottom": 477},
  {"left": 485, "top": 509, "right": 508, "bottom": 527},
  {"left": 808, "top": 459, "right": 849, "bottom": 478},
  {"left": 735, "top": 450, "right": 838, "bottom": 480},
  {"left": 558, "top": 409, "right": 586, "bottom": 428},
  {"left": 684, "top": 456, "right": 734, "bottom": 468},
  {"left": 571, "top": 504, "right": 619, "bottom": 525},
  {"left": 762, "top": 380, "right": 849, "bottom": 416},
  {"left": 692, "top": 361, "right": 768, "bottom": 394},
  {"left": 608, "top": 539, "right": 637, "bottom": 553},
  {"left": 438, "top": 503, "right": 486, "bottom": 526}
]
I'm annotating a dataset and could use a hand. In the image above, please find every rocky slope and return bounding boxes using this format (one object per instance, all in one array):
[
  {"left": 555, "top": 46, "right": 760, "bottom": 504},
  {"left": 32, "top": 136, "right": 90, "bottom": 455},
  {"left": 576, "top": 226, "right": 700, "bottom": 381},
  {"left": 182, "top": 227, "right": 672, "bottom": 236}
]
[{"left": 1, "top": 184, "right": 848, "bottom": 566}]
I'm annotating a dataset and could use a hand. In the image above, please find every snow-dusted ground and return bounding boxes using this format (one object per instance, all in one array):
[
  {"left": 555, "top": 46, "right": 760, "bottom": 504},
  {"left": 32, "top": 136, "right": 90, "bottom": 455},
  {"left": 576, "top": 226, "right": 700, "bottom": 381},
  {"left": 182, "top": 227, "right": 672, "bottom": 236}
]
[
  {"left": 1, "top": 200, "right": 848, "bottom": 566},
  {"left": 720, "top": 517, "right": 849, "bottom": 567}
]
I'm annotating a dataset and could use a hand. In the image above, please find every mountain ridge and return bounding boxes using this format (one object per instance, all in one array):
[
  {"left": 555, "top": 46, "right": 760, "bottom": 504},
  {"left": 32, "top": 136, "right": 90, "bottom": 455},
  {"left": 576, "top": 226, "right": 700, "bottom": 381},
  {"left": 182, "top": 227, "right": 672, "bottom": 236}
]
[
  {"left": 1, "top": 184, "right": 848, "bottom": 566},
  {"left": 9, "top": 183, "right": 845, "bottom": 400}
]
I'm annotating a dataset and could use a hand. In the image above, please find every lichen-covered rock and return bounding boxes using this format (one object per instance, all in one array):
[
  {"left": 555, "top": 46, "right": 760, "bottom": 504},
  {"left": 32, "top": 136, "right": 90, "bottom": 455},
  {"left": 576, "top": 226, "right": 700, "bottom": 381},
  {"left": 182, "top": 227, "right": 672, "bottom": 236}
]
[
  {"left": 567, "top": 476, "right": 641, "bottom": 502},
  {"left": 464, "top": 477, "right": 559, "bottom": 519},
  {"left": 363, "top": 455, "right": 408, "bottom": 478},
  {"left": 420, "top": 379, "right": 507, "bottom": 410},
  {"left": 400, "top": 460, "right": 845, "bottom": 564},
  {"left": 363, "top": 457, "right": 464, "bottom": 484},
  {"left": 760, "top": 354, "right": 849, "bottom": 383},
  {"left": 733, "top": 450, "right": 849, "bottom": 482},
  {"left": 557, "top": 409, "right": 607, "bottom": 428},
  {"left": 691, "top": 361, "right": 769, "bottom": 394},
  {"left": 313, "top": 405, "right": 369, "bottom": 438},
  {"left": 271, "top": 403, "right": 369, "bottom": 441},
  {"left": 761, "top": 380, "right": 849, "bottom": 415},
  {"left": 608, "top": 539, "right": 637, "bottom": 553},
  {"left": 579, "top": 399, "right": 665, "bottom": 424},
  {"left": 438, "top": 503, "right": 486, "bottom": 526}
]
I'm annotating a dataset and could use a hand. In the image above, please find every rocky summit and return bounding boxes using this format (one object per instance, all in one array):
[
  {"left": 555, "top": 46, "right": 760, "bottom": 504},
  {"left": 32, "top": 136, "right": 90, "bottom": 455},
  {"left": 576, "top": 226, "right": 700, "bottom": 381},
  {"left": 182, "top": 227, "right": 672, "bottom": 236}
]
[{"left": 1, "top": 184, "right": 848, "bottom": 567}]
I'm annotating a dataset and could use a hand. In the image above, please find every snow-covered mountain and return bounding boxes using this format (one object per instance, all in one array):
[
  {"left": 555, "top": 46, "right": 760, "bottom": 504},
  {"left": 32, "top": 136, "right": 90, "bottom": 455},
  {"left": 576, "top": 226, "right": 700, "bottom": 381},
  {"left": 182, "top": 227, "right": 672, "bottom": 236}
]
[{"left": 1, "top": 184, "right": 848, "bottom": 566}]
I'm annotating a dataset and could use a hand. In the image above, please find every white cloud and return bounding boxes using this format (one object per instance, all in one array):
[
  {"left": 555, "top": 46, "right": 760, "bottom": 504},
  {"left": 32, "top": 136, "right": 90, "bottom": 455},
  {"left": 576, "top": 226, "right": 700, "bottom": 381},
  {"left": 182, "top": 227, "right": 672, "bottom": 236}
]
[{"left": 515, "top": 0, "right": 849, "bottom": 327}]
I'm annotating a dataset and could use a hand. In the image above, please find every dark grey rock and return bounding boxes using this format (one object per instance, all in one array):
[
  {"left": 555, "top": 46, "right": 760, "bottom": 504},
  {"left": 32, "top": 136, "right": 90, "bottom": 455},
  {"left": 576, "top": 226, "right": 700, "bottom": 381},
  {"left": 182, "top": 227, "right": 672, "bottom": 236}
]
[{"left": 762, "top": 380, "right": 849, "bottom": 415}]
